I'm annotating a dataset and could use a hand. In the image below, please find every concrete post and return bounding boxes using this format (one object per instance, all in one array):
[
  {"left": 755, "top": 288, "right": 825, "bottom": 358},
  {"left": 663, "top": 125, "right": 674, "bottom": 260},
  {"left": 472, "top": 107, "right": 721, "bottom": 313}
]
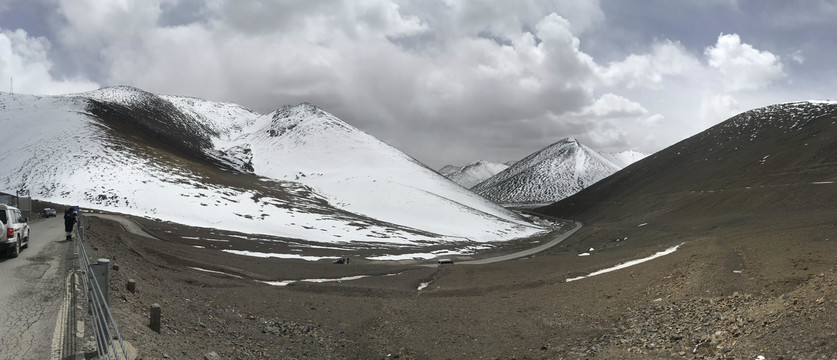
[
  {"left": 127, "top": 279, "right": 136, "bottom": 293},
  {"left": 150, "top": 303, "right": 162, "bottom": 333}
]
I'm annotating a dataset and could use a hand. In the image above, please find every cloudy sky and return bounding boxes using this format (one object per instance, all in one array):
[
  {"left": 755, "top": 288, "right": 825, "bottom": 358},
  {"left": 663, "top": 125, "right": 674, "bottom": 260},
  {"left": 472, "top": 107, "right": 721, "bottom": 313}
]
[{"left": 2, "top": 0, "right": 835, "bottom": 168}]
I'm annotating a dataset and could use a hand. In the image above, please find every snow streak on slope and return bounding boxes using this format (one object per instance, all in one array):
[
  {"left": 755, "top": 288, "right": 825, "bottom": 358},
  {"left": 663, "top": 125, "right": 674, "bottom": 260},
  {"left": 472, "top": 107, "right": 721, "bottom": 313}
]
[
  {"left": 441, "top": 161, "right": 509, "bottom": 188},
  {"left": 0, "top": 89, "right": 544, "bottom": 245},
  {"left": 241, "top": 103, "right": 541, "bottom": 242},
  {"left": 472, "top": 138, "right": 625, "bottom": 205}
]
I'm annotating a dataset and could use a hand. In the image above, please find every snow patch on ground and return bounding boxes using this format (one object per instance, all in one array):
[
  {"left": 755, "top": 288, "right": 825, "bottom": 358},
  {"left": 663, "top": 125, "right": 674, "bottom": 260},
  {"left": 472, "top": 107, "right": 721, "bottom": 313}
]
[
  {"left": 188, "top": 267, "right": 243, "bottom": 279},
  {"left": 261, "top": 275, "right": 374, "bottom": 287},
  {"left": 365, "top": 244, "right": 492, "bottom": 261},
  {"left": 221, "top": 250, "right": 336, "bottom": 261},
  {"left": 566, "top": 243, "right": 684, "bottom": 282}
]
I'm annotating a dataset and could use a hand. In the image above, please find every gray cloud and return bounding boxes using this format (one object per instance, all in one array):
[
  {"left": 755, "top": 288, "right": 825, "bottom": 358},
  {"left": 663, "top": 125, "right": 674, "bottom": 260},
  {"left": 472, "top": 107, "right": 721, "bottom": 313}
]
[{"left": 2, "top": 0, "right": 833, "bottom": 168}]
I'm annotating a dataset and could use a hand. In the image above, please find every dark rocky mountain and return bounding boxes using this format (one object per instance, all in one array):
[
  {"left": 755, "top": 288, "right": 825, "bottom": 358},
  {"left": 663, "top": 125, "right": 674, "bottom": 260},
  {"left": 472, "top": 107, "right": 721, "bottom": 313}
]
[{"left": 539, "top": 101, "right": 837, "bottom": 223}]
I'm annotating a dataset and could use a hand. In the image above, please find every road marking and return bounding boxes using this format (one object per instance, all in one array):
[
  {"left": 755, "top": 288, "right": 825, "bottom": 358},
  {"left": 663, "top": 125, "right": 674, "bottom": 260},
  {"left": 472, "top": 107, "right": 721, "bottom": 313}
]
[{"left": 50, "top": 270, "right": 74, "bottom": 359}]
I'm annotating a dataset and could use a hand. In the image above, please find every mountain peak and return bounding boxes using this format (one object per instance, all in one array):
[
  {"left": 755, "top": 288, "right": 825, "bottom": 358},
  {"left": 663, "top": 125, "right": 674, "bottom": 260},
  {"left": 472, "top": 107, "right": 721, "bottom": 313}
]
[
  {"left": 265, "top": 102, "right": 355, "bottom": 138},
  {"left": 78, "top": 85, "right": 156, "bottom": 105},
  {"left": 274, "top": 102, "right": 326, "bottom": 119},
  {"left": 442, "top": 161, "right": 510, "bottom": 188},
  {"left": 472, "top": 138, "right": 632, "bottom": 204},
  {"left": 558, "top": 137, "right": 579, "bottom": 145}
]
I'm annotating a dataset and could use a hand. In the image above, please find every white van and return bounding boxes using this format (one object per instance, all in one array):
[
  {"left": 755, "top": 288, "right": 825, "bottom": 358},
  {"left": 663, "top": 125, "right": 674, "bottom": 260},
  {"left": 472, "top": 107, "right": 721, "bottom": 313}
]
[
  {"left": 437, "top": 259, "right": 454, "bottom": 266},
  {"left": 0, "top": 204, "right": 30, "bottom": 258}
]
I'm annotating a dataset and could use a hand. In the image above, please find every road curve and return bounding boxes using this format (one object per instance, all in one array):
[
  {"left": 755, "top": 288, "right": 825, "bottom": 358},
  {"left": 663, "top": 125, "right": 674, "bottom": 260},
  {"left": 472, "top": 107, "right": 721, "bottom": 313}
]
[
  {"left": 457, "top": 221, "right": 582, "bottom": 265},
  {"left": 83, "top": 213, "right": 156, "bottom": 239},
  {"left": 85, "top": 212, "right": 583, "bottom": 266}
]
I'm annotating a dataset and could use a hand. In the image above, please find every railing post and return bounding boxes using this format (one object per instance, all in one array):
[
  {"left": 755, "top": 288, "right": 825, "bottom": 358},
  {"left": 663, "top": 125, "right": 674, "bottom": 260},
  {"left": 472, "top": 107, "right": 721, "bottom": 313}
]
[
  {"left": 75, "top": 214, "right": 131, "bottom": 360},
  {"left": 90, "top": 258, "right": 111, "bottom": 355},
  {"left": 91, "top": 258, "right": 110, "bottom": 306}
]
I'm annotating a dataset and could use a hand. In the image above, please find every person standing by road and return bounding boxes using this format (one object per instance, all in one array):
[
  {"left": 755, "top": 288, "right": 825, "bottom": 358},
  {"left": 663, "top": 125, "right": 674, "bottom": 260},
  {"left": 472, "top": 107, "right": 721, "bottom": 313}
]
[{"left": 64, "top": 207, "right": 77, "bottom": 241}]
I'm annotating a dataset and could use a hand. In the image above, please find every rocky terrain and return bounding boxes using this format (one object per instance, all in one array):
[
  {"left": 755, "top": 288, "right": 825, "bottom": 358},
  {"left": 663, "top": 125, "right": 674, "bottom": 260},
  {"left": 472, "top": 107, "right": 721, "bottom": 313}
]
[
  {"left": 67, "top": 101, "right": 837, "bottom": 359},
  {"left": 73, "top": 207, "right": 835, "bottom": 360}
]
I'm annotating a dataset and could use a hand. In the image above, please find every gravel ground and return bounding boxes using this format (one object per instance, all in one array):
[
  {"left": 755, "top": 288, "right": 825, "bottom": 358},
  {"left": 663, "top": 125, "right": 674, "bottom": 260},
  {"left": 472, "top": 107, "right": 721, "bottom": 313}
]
[{"left": 75, "top": 209, "right": 836, "bottom": 360}]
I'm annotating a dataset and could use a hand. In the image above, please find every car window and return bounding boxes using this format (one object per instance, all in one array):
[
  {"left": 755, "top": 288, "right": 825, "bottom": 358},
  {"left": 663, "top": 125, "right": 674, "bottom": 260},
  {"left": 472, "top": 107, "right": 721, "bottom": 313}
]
[
  {"left": 13, "top": 209, "right": 21, "bottom": 223},
  {"left": 0, "top": 211, "right": 6, "bottom": 224}
]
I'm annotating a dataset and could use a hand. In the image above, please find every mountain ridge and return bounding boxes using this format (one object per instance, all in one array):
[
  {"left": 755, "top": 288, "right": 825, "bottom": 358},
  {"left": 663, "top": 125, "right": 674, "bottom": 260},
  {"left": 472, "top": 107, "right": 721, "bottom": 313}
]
[
  {"left": 538, "top": 100, "right": 837, "bottom": 223},
  {"left": 440, "top": 160, "right": 510, "bottom": 188},
  {"left": 471, "top": 138, "right": 641, "bottom": 204},
  {"left": 0, "top": 87, "right": 544, "bottom": 245}
]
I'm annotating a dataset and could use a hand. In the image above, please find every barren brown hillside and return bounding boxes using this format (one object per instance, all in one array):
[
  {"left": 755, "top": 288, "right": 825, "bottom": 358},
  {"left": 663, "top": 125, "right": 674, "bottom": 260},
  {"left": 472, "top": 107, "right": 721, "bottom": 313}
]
[{"left": 72, "top": 101, "right": 836, "bottom": 359}]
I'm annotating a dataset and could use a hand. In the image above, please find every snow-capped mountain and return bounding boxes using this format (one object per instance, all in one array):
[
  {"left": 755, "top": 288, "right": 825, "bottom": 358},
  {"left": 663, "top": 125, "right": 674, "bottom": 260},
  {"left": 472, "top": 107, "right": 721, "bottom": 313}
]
[
  {"left": 472, "top": 138, "right": 642, "bottom": 205},
  {"left": 0, "top": 87, "right": 544, "bottom": 245},
  {"left": 440, "top": 161, "right": 509, "bottom": 188}
]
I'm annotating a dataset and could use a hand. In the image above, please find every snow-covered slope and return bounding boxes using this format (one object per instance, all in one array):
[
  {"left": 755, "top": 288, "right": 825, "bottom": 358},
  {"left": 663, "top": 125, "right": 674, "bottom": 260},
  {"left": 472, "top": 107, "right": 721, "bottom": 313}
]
[
  {"left": 239, "top": 103, "right": 537, "bottom": 241},
  {"left": 438, "top": 165, "right": 462, "bottom": 176},
  {"left": 0, "top": 88, "right": 543, "bottom": 245},
  {"left": 440, "top": 161, "right": 509, "bottom": 188},
  {"left": 604, "top": 150, "right": 647, "bottom": 168},
  {"left": 472, "top": 138, "right": 630, "bottom": 205}
]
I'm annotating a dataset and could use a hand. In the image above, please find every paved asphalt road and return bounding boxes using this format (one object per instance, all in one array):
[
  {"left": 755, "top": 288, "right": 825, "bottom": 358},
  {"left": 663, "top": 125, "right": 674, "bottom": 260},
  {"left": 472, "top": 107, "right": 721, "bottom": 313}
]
[
  {"left": 0, "top": 216, "right": 76, "bottom": 360},
  {"left": 458, "top": 221, "right": 582, "bottom": 264},
  {"left": 85, "top": 213, "right": 155, "bottom": 239}
]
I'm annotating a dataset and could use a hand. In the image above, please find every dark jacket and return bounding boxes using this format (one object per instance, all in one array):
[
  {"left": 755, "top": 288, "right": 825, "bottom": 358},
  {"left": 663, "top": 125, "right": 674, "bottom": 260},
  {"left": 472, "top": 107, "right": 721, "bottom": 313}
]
[{"left": 64, "top": 209, "right": 77, "bottom": 232}]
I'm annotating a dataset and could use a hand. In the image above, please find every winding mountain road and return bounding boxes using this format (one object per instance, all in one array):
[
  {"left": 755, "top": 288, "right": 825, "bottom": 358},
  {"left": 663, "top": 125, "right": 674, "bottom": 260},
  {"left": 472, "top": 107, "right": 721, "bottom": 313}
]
[
  {"left": 458, "top": 221, "right": 582, "bottom": 264},
  {"left": 84, "top": 213, "right": 155, "bottom": 239},
  {"left": 85, "top": 212, "right": 582, "bottom": 266}
]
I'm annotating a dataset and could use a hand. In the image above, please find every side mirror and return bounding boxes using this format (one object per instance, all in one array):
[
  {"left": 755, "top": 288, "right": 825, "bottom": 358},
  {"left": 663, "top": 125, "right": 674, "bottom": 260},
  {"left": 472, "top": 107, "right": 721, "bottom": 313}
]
[{"left": 22, "top": 217, "right": 28, "bottom": 223}]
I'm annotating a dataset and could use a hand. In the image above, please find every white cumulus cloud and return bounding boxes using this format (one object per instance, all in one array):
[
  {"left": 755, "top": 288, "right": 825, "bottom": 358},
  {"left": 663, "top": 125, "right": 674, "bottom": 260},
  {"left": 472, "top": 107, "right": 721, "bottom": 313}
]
[
  {"left": 0, "top": 28, "right": 98, "bottom": 95},
  {"left": 583, "top": 93, "right": 649, "bottom": 118},
  {"left": 600, "top": 40, "right": 702, "bottom": 89},
  {"left": 705, "top": 33, "right": 785, "bottom": 91}
]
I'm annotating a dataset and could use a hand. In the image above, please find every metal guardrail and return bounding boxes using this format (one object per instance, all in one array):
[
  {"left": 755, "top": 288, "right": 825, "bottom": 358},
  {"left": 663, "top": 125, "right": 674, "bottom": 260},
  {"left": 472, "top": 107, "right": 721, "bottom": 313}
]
[{"left": 75, "top": 211, "right": 132, "bottom": 360}]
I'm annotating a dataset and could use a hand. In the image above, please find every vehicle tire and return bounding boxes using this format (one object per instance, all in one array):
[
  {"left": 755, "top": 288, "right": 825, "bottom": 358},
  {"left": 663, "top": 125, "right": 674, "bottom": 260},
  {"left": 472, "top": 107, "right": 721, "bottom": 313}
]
[
  {"left": 22, "top": 236, "right": 28, "bottom": 249},
  {"left": 10, "top": 240, "right": 20, "bottom": 258}
]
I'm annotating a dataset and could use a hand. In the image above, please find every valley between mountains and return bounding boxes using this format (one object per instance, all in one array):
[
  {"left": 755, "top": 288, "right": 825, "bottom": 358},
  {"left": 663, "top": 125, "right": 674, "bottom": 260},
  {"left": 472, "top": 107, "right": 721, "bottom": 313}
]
[{"left": 2, "top": 89, "right": 836, "bottom": 359}]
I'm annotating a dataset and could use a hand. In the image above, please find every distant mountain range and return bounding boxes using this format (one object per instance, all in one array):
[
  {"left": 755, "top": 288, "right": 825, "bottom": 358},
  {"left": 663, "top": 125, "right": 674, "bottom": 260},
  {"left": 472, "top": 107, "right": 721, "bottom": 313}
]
[
  {"left": 0, "top": 86, "right": 543, "bottom": 245},
  {"left": 443, "top": 139, "right": 645, "bottom": 205}
]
